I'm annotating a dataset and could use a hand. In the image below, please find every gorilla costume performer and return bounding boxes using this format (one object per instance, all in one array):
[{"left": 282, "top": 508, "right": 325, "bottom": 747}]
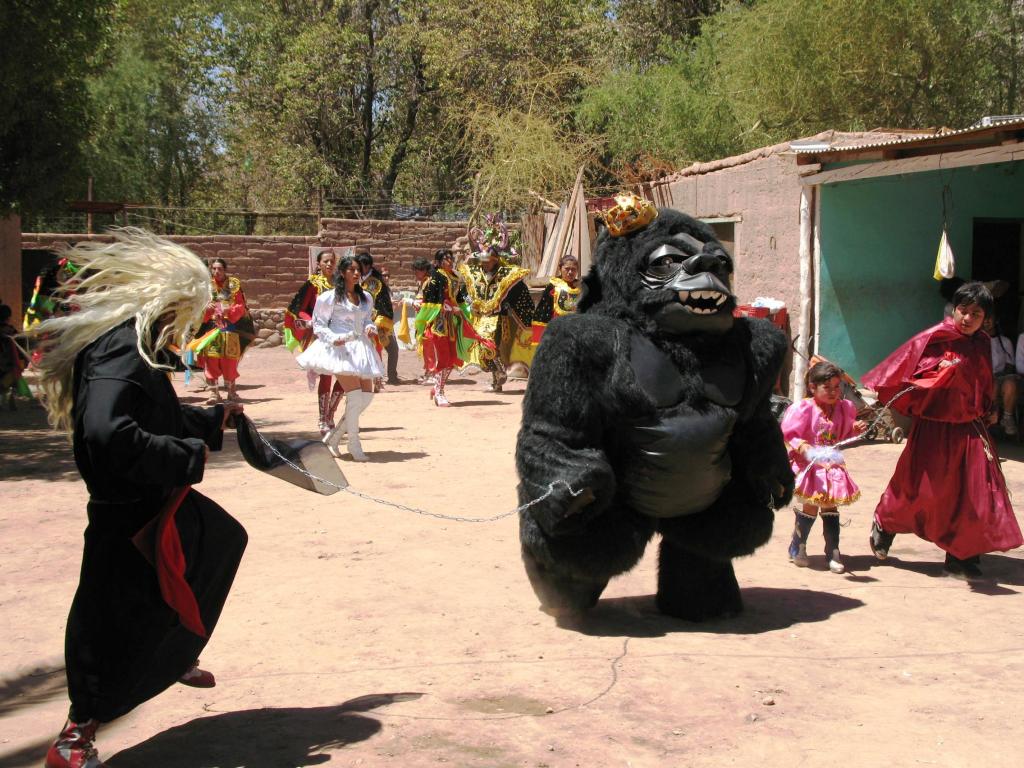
[{"left": 516, "top": 195, "right": 794, "bottom": 621}]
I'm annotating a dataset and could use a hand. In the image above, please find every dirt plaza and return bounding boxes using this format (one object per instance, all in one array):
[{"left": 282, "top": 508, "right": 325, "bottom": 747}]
[{"left": 2, "top": 346, "right": 1023, "bottom": 768}]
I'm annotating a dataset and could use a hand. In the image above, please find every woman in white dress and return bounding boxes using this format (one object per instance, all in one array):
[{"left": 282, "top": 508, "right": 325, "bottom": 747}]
[{"left": 296, "top": 256, "right": 384, "bottom": 461}]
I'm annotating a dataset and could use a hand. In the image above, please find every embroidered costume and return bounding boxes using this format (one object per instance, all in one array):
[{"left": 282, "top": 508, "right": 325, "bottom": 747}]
[
  {"left": 414, "top": 267, "right": 494, "bottom": 406},
  {"left": 361, "top": 268, "right": 394, "bottom": 347},
  {"left": 284, "top": 272, "right": 333, "bottom": 352},
  {"left": 194, "top": 276, "right": 254, "bottom": 400},
  {"left": 458, "top": 259, "right": 535, "bottom": 389},
  {"left": 22, "top": 257, "right": 79, "bottom": 331},
  {"left": 863, "top": 317, "right": 1023, "bottom": 560},
  {"left": 531, "top": 276, "right": 581, "bottom": 345},
  {"left": 284, "top": 272, "right": 343, "bottom": 434},
  {"left": 781, "top": 398, "right": 861, "bottom": 507},
  {"left": 0, "top": 316, "right": 28, "bottom": 408}
]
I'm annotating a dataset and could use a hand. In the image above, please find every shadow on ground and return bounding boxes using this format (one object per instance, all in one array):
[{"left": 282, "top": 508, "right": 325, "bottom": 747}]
[
  {"left": 0, "top": 738, "right": 55, "bottom": 768},
  {"left": 843, "top": 553, "right": 1023, "bottom": 591},
  {"left": 105, "top": 693, "right": 423, "bottom": 768},
  {"left": 0, "top": 665, "right": 66, "bottom": 717},
  {"left": 0, "top": 403, "right": 78, "bottom": 481},
  {"left": 558, "top": 586, "right": 863, "bottom": 637},
  {"left": 355, "top": 450, "right": 428, "bottom": 464},
  {"left": 0, "top": 665, "right": 67, "bottom": 768}
]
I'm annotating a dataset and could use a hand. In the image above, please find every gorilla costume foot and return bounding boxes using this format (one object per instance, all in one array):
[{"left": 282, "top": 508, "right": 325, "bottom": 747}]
[
  {"left": 655, "top": 539, "right": 743, "bottom": 621},
  {"left": 522, "top": 547, "right": 609, "bottom": 616}
]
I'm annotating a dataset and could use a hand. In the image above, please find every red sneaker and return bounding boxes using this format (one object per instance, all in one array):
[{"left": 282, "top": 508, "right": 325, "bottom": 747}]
[
  {"left": 45, "top": 719, "right": 104, "bottom": 768},
  {"left": 178, "top": 661, "right": 216, "bottom": 688}
]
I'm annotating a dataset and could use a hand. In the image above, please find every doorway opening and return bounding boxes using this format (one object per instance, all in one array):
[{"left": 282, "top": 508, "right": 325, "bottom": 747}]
[{"left": 972, "top": 219, "right": 1024, "bottom": 336}]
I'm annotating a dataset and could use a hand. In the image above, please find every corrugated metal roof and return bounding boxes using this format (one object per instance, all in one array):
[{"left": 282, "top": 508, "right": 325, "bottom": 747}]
[{"left": 789, "top": 116, "right": 1024, "bottom": 155}]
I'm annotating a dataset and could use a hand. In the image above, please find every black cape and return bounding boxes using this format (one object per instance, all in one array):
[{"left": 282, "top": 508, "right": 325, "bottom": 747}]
[{"left": 66, "top": 321, "right": 247, "bottom": 722}]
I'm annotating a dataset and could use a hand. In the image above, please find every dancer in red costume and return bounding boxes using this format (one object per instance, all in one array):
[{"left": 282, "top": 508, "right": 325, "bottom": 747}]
[
  {"left": 415, "top": 249, "right": 494, "bottom": 406},
  {"left": 863, "top": 281, "right": 1022, "bottom": 580},
  {"left": 284, "top": 250, "right": 341, "bottom": 435},
  {"left": 195, "top": 258, "right": 254, "bottom": 404}
]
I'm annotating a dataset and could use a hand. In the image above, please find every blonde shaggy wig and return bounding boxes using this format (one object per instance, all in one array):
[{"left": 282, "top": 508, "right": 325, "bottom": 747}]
[{"left": 24, "top": 228, "right": 213, "bottom": 434}]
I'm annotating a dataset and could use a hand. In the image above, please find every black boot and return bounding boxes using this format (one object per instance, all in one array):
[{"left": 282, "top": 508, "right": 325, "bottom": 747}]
[
  {"left": 788, "top": 509, "right": 816, "bottom": 567},
  {"left": 944, "top": 553, "right": 984, "bottom": 581},
  {"left": 869, "top": 520, "right": 895, "bottom": 560},
  {"left": 821, "top": 513, "right": 845, "bottom": 573}
]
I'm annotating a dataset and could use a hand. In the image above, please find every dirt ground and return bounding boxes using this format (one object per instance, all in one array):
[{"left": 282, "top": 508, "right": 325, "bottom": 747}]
[{"left": 1, "top": 345, "right": 1023, "bottom": 768}]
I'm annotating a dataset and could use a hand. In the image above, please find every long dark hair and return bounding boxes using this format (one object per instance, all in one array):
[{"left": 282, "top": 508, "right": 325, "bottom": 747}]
[{"left": 334, "top": 255, "right": 367, "bottom": 303}]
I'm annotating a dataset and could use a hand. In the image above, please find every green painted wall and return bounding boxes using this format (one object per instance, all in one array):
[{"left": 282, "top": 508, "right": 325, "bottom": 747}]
[{"left": 818, "top": 160, "right": 1024, "bottom": 380}]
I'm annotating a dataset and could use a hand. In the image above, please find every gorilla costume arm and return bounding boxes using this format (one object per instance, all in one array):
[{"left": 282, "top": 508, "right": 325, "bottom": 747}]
[{"left": 515, "top": 313, "right": 627, "bottom": 536}]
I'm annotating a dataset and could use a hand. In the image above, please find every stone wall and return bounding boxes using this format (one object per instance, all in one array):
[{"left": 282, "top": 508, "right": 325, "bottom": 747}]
[{"left": 22, "top": 218, "right": 469, "bottom": 348}]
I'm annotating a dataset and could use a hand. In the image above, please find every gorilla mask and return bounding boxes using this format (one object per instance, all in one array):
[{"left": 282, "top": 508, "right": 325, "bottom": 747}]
[
  {"left": 580, "top": 205, "right": 737, "bottom": 336},
  {"left": 640, "top": 230, "right": 735, "bottom": 336}
]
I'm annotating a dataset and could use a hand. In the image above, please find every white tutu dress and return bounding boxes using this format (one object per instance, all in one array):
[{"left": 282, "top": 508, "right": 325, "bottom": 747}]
[{"left": 296, "top": 290, "right": 384, "bottom": 378}]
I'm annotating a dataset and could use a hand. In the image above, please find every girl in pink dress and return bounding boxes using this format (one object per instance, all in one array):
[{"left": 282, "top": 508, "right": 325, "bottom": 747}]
[{"left": 781, "top": 361, "right": 865, "bottom": 573}]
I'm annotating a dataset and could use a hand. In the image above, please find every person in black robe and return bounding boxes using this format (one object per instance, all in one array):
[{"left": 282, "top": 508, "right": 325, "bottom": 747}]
[{"left": 24, "top": 229, "right": 248, "bottom": 768}]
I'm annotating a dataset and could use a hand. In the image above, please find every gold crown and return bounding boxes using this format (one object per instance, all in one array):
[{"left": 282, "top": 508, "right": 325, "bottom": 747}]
[{"left": 602, "top": 193, "right": 658, "bottom": 237}]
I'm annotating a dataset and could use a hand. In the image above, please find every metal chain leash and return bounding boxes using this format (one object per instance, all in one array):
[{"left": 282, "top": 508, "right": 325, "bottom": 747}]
[
  {"left": 252, "top": 426, "right": 584, "bottom": 523},
  {"left": 832, "top": 385, "right": 917, "bottom": 450},
  {"left": 251, "top": 386, "right": 922, "bottom": 523}
]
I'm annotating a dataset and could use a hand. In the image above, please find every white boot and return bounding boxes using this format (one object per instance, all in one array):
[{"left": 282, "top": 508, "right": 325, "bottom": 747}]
[
  {"left": 323, "top": 392, "right": 352, "bottom": 458},
  {"left": 346, "top": 390, "right": 373, "bottom": 462}
]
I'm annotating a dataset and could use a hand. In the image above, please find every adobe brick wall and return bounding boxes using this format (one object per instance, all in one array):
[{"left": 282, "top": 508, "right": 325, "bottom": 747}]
[
  {"left": 318, "top": 218, "right": 469, "bottom": 291},
  {"left": 21, "top": 218, "right": 470, "bottom": 346},
  {"left": 659, "top": 153, "right": 803, "bottom": 315},
  {"left": 656, "top": 154, "right": 804, "bottom": 392}
]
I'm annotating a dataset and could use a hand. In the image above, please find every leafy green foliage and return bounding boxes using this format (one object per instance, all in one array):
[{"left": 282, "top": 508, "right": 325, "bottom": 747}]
[
  {"left": 710, "top": 0, "right": 1013, "bottom": 148},
  {"left": 6, "top": 0, "right": 1024, "bottom": 223},
  {"left": 0, "top": 0, "right": 117, "bottom": 211}
]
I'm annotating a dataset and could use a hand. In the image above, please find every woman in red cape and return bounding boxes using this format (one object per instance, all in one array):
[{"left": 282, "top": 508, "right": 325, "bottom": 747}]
[{"left": 862, "top": 282, "right": 1021, "bottom": 579}]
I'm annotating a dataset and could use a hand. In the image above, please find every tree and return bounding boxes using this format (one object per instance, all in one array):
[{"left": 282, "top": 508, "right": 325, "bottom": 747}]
[
  {"left": 79, "top": 0, "right": 226, "bottom": 216},
  {"left": 577, "top": 39, "right": 740, "bottom": 181},
  {"left": 579, "top": 0, "right": 1024, "bottom": 179},
  {"left": 609, "top": 0, "right": 727, "bottom": 70},
  {"left": 215, "top": 1, "right": 435, "bottom": 218},
  {"left": 0, "top": 0, "right": 117, "bottom": 212},
  {"left": 419, "top": 0, "right": 610, "bottom": 210},
  {"left": 709, "top": 0, "right": 1022, "bottom": 148}
]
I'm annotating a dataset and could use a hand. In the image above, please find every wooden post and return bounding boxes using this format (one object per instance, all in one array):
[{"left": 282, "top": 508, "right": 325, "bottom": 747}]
[
  {"left": 793, "top": 185, "right": 815, "bottom": 401},
  {"left": 86, "top": 177, "right": 94, "bottom": 234},
  {"left": 543, "top": 166, "right": 585, "bottom": 278}
]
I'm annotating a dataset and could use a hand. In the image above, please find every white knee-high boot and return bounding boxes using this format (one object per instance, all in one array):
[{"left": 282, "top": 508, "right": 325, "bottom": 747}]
[
  {"left": 346, "top": 390, "right": 373, "bottom": 462},
  {"left": 324, "top": 391, "right": 354, "bottom": 458}
]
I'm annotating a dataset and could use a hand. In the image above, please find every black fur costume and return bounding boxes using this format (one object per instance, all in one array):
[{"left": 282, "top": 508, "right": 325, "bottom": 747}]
[{"left": 516, "top": 207, "right": 793, "bottom": 621}]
